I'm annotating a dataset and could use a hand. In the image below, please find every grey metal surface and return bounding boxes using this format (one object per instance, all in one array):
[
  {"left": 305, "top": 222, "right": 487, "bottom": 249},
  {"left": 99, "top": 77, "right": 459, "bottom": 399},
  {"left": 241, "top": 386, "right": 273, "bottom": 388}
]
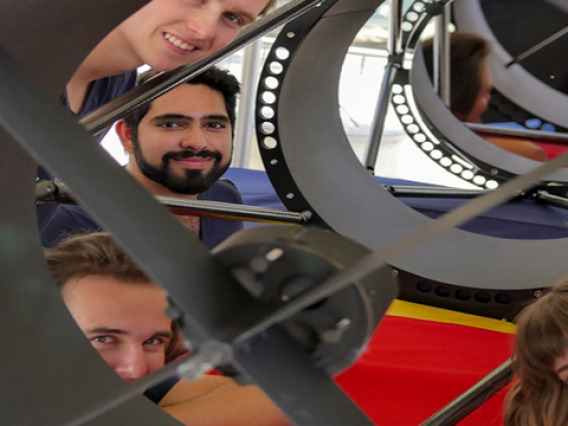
[
  {"left": 255, "top": 0, "right": 568, "bottom": 299},
  {"left": 0, "top": 0, "right": 148, "bottom": 97},
  {"left": 0, "top": 0, "right": 396, "bottom": 423},
  {"left": 213, "top": 225, "right": 398, "bottom": 425},
  {"left": 0, "top": 1, "right": 181, "bottom": 424},
  {"left": 0, "top": 133, "right": 181, "bottom": 426},
  {"left": 391, "top": 0, "right": 568, "bottom": 184},
  {"left": 410, "top": 46, "right": 568, "bottom": 180}
]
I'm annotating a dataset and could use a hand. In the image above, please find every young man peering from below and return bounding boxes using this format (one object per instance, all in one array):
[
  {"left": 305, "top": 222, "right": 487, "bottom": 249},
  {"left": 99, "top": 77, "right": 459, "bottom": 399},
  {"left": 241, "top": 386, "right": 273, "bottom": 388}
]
[{"left": 45, "top": 232, "right": 290, "bottom": 425}]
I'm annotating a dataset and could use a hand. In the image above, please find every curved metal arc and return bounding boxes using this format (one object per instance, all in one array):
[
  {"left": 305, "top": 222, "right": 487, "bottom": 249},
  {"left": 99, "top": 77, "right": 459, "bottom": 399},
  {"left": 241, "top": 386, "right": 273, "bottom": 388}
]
[
  {"left": 396, "top": 0, "right": 568, "bottom": 185},
  {"left": 254, "top": 0, "right": 568, "bottom": 299},
  {"left": 453, "top": 0, "right": 568, "bottom": 130},
  {"left": 232, "top": 146, "right": 568, "bottom": 338}
]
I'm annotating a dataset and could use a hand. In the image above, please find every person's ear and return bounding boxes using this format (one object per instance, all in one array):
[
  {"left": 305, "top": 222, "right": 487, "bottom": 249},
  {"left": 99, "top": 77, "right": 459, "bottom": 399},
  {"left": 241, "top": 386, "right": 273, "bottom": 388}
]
[{"left": 115, "top": 120, "right": 134, "bottom": 154}]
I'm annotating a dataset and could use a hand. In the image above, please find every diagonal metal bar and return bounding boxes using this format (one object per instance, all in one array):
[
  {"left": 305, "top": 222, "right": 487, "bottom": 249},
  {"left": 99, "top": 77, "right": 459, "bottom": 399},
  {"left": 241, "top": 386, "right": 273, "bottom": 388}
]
[
  {"left": 157, "top": 195, "right": 310, "bottom": 224},
  {"left": 505, "top": 25, "right": 568, "bottom": 67},
  {"left": 64, "top": 341, "right": 232, "bottom": 426},
  {"left": 420, "top": 359, "right": 513, "bottom": 426},
  {"left": 232, "top": 326, "right": 374, "bottom": 425},
  {"left": 466, "top": 123, "right": 568, "bottom": 142},
  {"left": 0, "top": 40, "right": 372, "bottom": 426},
  {"left": 80, "top": 0, "right": 326, "bottom": 136}
]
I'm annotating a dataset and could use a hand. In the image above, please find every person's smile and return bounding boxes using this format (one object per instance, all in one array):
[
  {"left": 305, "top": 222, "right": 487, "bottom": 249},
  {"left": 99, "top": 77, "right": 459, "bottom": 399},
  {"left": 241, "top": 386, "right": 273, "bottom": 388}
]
[
  {"left": 172, "top": 156, "right": 213, "bottom": 169},
  {"left": 162, "top": 32, "right": 198, "bottom": 53}
]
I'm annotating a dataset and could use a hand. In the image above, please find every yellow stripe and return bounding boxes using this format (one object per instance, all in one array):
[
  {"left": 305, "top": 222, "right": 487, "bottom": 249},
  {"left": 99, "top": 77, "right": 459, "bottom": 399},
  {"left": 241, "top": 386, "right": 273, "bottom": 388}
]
[{"left": 386, "top": 299, "right": 516, "bottom": 334}]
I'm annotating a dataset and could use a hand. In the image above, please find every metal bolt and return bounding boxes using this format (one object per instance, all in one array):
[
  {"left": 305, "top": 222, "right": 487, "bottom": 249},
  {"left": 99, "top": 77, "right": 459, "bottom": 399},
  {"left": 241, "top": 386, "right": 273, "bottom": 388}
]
[{"left": 321, "top": 318, "right": 352, "bottom": 344}]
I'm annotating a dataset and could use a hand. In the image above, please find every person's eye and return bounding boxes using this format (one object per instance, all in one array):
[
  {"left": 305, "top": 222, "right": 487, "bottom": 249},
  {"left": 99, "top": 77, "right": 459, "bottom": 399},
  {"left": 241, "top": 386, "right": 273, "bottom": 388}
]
[
  {"left": 144, "top": 337, "right": 166, "bottom": 346},
  {"left": 90, "top": 335, "right": 114, "bottom": 344},
  {"left": 223, "top": 12, "right": 242, "bottom": 26},
  {"left": 205, "top": 122, "right": 227, "bottom": 130},
  {"left": 158, "top": 121, "right": 183, "bottom": 129}
]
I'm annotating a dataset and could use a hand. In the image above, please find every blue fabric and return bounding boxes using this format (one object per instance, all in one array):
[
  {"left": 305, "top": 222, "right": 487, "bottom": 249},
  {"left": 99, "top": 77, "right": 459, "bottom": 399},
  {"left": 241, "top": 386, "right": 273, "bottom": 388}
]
[
  {"left": 224, "top": 168, "right": 568, "bottom": 240},
  {"left": 38, "top": 179, "right": 244, "bottom": 249},
  {"left": 38, "top": 71, "right": 138, "bottom": 181},
  {"left": 60, "top": 70, "right": 138, "bottom": 118}
]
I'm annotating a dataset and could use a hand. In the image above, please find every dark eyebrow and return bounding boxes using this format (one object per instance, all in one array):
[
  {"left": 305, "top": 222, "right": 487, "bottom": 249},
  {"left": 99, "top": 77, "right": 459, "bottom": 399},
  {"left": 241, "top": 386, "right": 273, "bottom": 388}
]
[
  {"left": 85, "top": 328, "right": 174, "bottom": 339},
  {"left": 204, "top": 114, "right": 230, "bottom": 123},
  {"left": 149, "top": 114, "right": 230, "bottom": 124},
  {"left": 149, "top": 114, "right": 192, "bottom": 123},
  {"left": 152, "top": 331, "right": 175, "bottom": 339},
  {"left": 85, "top": 327, "right": 127, "bottom": 335}
]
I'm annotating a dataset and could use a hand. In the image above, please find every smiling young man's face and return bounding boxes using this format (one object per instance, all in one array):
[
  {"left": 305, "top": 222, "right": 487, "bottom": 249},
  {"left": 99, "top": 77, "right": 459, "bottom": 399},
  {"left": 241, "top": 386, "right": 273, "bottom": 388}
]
[
  {"left": 62, "top": 275, "right": 173, "bottom": 382},
  {"left": 118, "top": 83, "right": 233, "bottom": 196},
  {"left": 118, "top": 0, "right": 271, "bottom": 72}
]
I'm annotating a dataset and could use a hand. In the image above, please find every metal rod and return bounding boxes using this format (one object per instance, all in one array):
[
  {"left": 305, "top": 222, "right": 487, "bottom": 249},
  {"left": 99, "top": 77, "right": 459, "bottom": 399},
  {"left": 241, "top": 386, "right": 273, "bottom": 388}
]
[
  {"left": 466, "top": 122, "right": 568, "bottom": 142},
  {"left": 79, "top": 0, "right": 325, "bottom": 136},
  {"left": 34, "top": 180, "right": 309, "bottom": 224},
  {"left": 383, "top": 185, "right": 487, "bottom": 198},
  {"left": 157, "top": 195, "right": 310, "bottom": 224},
  {"left": 363, "top": 0, "right": 403, "bottom": 173},
  {"left": 363, "top": 62, "right": 399, "bottom": 173},
  {"left": 420, "top": 359, "right": 513, "bottom": 426},
  {"left": 535, "top": 190, "right": 568, "bottom": 210},
  {"left": 387, "top": 0, "right": 404, "bottom": 56},
  {"left": 505, "top": 25, "right": 568, "bottom": 68},
  {"left": 433, "top": 5, "right": 451, "bottom": 107}
]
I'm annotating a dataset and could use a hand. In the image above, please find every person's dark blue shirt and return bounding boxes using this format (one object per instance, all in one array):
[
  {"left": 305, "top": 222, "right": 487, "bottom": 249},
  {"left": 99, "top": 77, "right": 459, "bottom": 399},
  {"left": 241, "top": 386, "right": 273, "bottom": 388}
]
[{"left": 39, "top": 179, "right": 244, "bottom": 250}]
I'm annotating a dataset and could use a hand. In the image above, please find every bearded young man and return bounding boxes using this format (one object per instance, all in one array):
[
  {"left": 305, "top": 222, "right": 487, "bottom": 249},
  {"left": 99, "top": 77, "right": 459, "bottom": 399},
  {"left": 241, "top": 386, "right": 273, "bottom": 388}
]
[{"left": 40, "top": 67, "right": 243, "bottom": 249}]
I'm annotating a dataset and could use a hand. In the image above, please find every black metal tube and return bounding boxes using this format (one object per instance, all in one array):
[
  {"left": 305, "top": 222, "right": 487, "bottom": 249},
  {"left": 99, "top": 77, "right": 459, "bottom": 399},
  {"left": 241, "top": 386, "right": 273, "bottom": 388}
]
[
  {"left": 419, "top": 359, "right": 512, "bottom": 426},
  {"left": 467, "top": 123, "right": 568, "bottom": 142},
  {"left": 363, "top": 62, "right": 399, "bottom": 173},
  {"left": 157, "top": 195, "right": 310, "bottom": 224},
  {"left": 383, "top": 185, "right": 487, "bottom": 198},
  {"left": 505, "top": 25, "right": 568, "bottom": 67},
  {"left": 79, "top": 0, "right": 325, "bottom": 136}
]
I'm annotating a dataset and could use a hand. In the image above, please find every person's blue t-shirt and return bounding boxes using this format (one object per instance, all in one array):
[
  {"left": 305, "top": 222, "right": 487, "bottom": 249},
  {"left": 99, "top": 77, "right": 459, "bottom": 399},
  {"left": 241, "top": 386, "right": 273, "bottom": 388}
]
[
  {"left": 38, "top": 71, "right": 138, "bottom": 181},
  {"left": 38, "top": 179, "right": 244, "bottom": 250}
]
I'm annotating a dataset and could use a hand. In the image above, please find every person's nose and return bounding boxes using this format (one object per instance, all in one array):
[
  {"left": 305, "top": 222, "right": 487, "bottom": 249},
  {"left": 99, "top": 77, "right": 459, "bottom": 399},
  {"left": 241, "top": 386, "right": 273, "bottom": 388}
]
[
  {"left": 179, "top": 127, "right": 208, "bottom": 151},
  {"left": 185, "top": 7, "right": 219, "bottom": 46},
  {"left": 114, "top": 346, "right": 149, "bottom": 382}
]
